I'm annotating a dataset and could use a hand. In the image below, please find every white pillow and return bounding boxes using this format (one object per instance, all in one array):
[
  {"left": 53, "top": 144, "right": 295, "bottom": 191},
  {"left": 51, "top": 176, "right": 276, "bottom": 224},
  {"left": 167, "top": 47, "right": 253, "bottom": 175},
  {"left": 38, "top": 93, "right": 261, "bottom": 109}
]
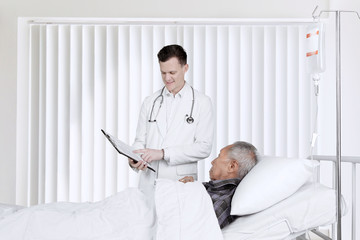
[{"left": 230, "top": 156, "right": 319, "bottom": 216}]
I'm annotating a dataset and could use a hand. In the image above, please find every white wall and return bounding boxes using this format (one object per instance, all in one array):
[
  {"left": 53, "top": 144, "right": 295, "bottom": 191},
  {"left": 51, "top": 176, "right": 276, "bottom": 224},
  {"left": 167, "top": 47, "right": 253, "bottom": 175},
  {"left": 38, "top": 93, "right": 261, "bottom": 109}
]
[{"left": 2, "top": 0, "right": 355, "bottom": 206}]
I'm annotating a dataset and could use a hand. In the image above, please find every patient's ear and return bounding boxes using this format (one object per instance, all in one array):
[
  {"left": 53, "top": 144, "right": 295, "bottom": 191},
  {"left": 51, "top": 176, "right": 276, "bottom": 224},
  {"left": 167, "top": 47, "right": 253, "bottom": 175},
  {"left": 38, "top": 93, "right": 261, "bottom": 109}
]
[{"left": 228, "top": 159, "right": 239, "bottom": 173}]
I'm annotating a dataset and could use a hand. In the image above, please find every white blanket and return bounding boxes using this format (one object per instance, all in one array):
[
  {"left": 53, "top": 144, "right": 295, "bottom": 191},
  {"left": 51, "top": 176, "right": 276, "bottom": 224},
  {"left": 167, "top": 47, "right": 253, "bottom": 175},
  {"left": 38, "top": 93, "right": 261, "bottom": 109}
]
[
  {"left": 0, "top": 179, "right": 222, "bottom": 240},
  {"left": 155, "top": 179, "right": 223, "bottom": 240}
]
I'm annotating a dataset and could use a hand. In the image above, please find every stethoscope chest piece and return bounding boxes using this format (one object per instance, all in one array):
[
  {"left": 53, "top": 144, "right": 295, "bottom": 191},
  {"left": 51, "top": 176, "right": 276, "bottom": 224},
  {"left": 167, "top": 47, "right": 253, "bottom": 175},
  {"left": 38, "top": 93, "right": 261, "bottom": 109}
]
[{"left": 186, "top": 116, "right": 194, "bottom": 124}]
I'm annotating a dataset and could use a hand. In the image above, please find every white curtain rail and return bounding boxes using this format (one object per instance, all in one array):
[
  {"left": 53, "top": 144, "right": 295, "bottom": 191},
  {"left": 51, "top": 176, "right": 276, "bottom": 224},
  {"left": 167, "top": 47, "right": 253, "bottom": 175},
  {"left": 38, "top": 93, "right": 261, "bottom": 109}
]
[{"left": 27, "top": 18, "right": 317, "bottom": 26}]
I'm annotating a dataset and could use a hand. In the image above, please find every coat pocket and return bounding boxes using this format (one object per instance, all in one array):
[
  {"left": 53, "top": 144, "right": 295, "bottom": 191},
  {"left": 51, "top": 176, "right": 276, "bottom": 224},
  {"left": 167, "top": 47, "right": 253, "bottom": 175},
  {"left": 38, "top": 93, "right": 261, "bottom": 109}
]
[{"left": 176, "top": 163, "right": 197, "bottom": 176}]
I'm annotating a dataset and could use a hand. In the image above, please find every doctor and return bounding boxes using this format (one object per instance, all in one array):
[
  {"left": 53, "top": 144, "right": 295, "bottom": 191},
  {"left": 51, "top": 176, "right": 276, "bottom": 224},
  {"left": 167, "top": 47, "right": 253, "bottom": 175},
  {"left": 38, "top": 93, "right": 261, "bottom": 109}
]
[{"left": 129, "top": 44, "right": 215, "bottom": 188}]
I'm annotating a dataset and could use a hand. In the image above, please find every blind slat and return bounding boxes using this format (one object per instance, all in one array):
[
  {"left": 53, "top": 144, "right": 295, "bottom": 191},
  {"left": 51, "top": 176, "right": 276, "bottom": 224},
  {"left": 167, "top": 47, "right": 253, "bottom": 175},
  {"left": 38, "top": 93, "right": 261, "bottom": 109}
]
[
  {"left": 216, "top": 26, "right": 229, "bottom": 149},
  {"left": 93, "top": 26, "right": 107, "bottom": 201},
  {"left": 252, "top": 27, "right": 265, "bottom": 151},
  {"left": 239, "top": 26, "right": 252, "bottom": 143},
  {"left": 228, "top": 26, "right": 241, "bottom": 144},
  {"left": 81, "top": 26, "right": 95, "bottom": 201},
  {"left": 69, "top": 25, "right": 82, "bottom": 202},
  {"left": 263, "top": 27, "right": 276, "bottom": 155},
  {"left": 275, "top": 26, "right": 288, "bottom": 156},
  {"left": 57, "top": 25, "right": 70, "bottom": 201},
  {"left": 45, "top": 25, "right": 58, "bottom": 203},
  {"left": 29, "top": 25, "right": 41, "bottom": 206}
]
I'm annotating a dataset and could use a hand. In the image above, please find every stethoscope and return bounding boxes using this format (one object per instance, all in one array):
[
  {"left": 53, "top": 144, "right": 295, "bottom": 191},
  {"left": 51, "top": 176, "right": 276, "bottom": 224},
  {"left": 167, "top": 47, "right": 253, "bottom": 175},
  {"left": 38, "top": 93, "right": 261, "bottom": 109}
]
[{"left": 148, "top": 86, "right": 195, "bottom": 124}]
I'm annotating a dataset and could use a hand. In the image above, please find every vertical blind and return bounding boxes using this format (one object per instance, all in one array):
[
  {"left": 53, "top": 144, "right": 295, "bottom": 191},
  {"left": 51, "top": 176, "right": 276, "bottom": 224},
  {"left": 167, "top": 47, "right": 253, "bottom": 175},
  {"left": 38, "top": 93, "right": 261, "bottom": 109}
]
[{"left": 17, "top": 19, "right": 314, "bottom": 206}]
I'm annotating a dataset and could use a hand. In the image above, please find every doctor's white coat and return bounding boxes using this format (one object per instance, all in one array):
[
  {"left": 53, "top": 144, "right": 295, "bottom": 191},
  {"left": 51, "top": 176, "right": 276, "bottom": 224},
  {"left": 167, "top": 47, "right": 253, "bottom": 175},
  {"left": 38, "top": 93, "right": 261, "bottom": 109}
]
[{"left": 132, "top": 83, "right": 215, "bottom": 188}]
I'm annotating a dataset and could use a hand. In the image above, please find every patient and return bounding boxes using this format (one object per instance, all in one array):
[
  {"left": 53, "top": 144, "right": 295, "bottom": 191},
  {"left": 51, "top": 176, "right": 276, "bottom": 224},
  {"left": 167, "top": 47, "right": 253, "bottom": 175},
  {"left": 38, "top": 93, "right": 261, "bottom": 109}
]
[{"left": 179, "top": 141, "right": 258, "bottom": 229}]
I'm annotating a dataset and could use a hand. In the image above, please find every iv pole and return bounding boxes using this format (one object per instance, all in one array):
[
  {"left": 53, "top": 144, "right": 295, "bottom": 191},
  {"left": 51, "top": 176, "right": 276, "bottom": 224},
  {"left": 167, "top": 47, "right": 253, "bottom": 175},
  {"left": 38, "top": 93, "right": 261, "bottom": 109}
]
[{"left": 312, "top": 6, "right": 360, "bottom": 240}]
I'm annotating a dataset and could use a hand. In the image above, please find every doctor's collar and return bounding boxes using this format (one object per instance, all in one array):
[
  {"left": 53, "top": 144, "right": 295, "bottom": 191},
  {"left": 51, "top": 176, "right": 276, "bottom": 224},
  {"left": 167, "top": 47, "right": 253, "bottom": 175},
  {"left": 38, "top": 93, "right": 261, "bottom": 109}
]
[{"left": 164, "top": 82, "right": 190, "bottom": 98}]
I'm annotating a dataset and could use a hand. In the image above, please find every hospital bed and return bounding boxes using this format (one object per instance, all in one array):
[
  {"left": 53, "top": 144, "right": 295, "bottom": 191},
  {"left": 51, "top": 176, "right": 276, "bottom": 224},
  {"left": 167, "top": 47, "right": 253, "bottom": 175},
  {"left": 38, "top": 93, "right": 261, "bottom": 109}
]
[
  {"left": 0, "top": 156, "right": 347, "bottom": 240},
  {"left": 222, "top": 156, "right": 347, "bottom": 240},
  {"left": 223, "top": 182, "right": 341, "bottom": 240}
]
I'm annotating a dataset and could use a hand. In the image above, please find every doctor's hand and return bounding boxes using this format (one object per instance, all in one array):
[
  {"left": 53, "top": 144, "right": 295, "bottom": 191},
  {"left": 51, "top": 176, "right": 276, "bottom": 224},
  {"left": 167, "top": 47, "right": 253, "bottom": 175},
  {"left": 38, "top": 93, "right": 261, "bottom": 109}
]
[
  {"left": 128, "top": 158, "right": 148, "bottom": 171},
  {"left": 133, "top": 148, "right": 164, "bottom": 163}
]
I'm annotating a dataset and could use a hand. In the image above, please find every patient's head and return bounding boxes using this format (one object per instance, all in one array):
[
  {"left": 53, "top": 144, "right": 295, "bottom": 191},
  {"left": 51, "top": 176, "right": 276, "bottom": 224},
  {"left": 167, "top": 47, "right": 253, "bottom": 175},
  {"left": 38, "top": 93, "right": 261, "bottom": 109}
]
[{"left": 209, "top": 141, "right": 258, "bottom": 181}]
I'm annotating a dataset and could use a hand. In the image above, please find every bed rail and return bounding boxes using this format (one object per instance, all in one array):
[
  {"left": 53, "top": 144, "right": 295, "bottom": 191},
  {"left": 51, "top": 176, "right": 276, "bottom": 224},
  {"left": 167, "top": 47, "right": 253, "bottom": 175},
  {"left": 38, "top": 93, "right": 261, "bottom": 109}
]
[
  {"left": 310, "top": 229, "right": 332, "bottom": 240},
  {"left": 310, "top": 155, "right": 359, "bottom": 240}
]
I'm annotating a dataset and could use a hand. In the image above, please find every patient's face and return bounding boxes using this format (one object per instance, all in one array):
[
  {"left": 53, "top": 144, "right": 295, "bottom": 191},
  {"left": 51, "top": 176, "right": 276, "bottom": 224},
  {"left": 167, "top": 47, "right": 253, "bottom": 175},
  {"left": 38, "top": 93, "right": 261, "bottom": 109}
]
[{"left": 209, "top": 145, "right": 232, "bottom": 181}]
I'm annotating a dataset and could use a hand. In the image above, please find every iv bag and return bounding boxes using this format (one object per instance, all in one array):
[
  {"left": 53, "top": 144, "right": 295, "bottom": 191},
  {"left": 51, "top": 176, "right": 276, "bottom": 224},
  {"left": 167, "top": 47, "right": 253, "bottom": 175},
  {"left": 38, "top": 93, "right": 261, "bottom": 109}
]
[{"left": 305, "top": 23, "right": 326, "bottom": 74}]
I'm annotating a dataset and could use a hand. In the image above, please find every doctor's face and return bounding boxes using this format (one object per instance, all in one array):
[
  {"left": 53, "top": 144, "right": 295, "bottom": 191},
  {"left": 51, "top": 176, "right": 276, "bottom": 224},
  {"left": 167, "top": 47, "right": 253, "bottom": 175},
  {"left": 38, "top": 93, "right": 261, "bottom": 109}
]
[
  {"left": 209, "top": 145, "right": 232, "bottom": 181},
  {"left": 159, "top": 57, "right": 188, "bottom": 95}
]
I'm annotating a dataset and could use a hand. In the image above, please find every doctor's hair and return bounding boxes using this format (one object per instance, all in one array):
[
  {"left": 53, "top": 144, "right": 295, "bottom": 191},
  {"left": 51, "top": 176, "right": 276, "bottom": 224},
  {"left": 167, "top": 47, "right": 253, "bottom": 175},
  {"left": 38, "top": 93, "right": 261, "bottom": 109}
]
[
  {"left": 157, "top": 44, "right": 187, "bottom": 66},
  {"left": 228, "top": 141, "right": 258, "bottom": 180}
]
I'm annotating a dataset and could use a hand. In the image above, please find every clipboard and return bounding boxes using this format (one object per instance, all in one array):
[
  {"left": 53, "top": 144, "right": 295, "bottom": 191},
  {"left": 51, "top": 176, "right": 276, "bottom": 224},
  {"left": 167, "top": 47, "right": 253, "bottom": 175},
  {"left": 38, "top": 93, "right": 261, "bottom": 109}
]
[{"left": 101, "top": 129, "right": 156, "bottom": 172}]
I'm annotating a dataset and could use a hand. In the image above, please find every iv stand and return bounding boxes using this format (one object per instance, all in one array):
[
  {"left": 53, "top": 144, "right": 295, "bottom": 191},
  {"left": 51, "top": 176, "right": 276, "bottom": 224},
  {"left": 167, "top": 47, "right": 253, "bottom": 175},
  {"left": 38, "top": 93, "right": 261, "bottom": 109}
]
[{"left": 312, "top": 6, "right": 360, "bottom": 240}]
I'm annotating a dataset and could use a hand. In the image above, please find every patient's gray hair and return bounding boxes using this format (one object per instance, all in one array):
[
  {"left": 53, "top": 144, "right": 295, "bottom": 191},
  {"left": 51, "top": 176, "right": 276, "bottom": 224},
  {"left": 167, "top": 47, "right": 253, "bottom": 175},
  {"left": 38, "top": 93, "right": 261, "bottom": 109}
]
[{"left": 228, "top": 141, "right": 258, "bottom": 180}]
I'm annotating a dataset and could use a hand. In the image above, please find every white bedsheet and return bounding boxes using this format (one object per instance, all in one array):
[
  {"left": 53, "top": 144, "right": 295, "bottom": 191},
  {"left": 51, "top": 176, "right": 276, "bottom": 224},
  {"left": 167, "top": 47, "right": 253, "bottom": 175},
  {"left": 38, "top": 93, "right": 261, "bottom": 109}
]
[{"left": 0, "top": 179, "right": 222, "bottom": 240}]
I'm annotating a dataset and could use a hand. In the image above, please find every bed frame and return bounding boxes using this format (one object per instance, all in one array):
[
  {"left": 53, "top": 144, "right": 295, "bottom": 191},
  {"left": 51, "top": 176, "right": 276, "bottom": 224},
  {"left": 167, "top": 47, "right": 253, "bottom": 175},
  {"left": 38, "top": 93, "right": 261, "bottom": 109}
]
[{"left": 298, "top": 155, "right": 359, "bottom": 240}]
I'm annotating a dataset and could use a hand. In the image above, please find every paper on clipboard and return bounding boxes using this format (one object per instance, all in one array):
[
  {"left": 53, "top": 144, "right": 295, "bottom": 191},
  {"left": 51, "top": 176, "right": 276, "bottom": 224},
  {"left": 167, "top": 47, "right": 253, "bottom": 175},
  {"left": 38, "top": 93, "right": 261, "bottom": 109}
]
[{"left": 101, "top": 129, "right": 155, "bottom": 172}]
